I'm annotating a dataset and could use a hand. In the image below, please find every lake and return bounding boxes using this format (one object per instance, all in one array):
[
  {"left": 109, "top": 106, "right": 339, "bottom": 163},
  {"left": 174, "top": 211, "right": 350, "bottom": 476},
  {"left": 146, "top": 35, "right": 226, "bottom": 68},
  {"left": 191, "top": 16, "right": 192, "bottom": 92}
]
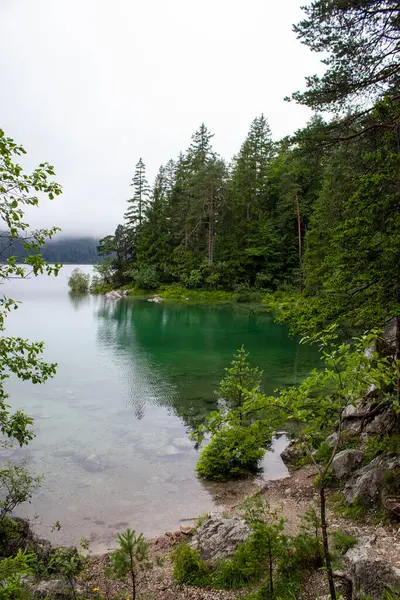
[{"left": 2, "top": 265, "right": 319, "bottom": 551}]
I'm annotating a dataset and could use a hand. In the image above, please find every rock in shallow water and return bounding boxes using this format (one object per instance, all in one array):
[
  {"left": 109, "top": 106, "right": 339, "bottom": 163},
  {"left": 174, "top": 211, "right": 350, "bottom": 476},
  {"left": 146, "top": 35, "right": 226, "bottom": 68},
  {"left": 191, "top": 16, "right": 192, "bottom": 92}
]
[
  {"left": 105, "top": 290, "right": 122, "bottom": 300},
  {"left": 147, "top": 295, "right": 163, "bottom": 303},
  {"left": 81, "top": 454, "right": 105, "bottom": 472}
]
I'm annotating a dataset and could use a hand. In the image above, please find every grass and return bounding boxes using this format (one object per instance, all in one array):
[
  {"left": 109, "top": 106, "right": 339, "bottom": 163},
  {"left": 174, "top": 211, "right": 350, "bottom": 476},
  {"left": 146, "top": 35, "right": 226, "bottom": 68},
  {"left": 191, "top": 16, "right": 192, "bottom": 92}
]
[
  {"left": 332, "top": 529, "right": 358, "bottom": 554},
  {"left": 158, "top": 285, "right": 236, "bottom": 303},
  {"left": 328, "top": 493, "right": 366, "bottom": 521},
  {"left": 194, "top": 514, "right": 209, "bottom": 530}
]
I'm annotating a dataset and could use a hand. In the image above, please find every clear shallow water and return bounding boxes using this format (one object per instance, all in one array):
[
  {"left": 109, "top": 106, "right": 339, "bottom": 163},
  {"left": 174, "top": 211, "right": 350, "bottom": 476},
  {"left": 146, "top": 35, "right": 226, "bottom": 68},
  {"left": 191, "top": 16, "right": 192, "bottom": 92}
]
[{"left": 2, "top": 266, "right": 319, "bottom": 550}]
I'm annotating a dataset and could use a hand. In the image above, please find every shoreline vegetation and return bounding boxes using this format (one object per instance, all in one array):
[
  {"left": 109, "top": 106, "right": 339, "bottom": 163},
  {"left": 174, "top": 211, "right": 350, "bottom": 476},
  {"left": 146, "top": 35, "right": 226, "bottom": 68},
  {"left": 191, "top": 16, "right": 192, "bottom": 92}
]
[{"left": 2, "top": 0, "right": 400, "bottom": 596}]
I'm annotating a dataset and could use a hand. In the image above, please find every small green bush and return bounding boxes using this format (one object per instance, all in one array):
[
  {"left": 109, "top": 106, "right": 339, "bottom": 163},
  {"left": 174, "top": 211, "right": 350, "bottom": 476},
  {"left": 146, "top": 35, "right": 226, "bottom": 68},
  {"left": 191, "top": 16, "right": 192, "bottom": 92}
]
[
  {"left": 315, "top": 441, "right": 333, "bottom": 464},
  {"left": 213, "top": 542, "right": 263, "bottom": 589},
  {"left": 340, "top": 430, "right": 360, "bottom": 450},
  {"left": 363, "top": 435, "right": 400, "bottom": 465},
  {"left": 68, "top": 268, "right": 90, "bottom": 293},
  {"left": 0, "top": 549, "right": 35, "bottom": 600},
  {"left": 383, "top": 467, "right": 400, "bottom": 496},
  {"left": 195, "top": 514, "right": 209, "bottom": 529},
  {"left": 235, "top": 284, "right": 262, "bottom": 303},
  {"left": 332, "top": 529, "right": 358, "bottom": 554},
  {"left": 196, "top": 425, "right": 266, "bottom": 481},
  {"left": 330, "top": 494, "right": 366, "bottom": 521},
  {"left": 279, "top": 533, "right": 323, "bottom": 577},
  {"left": 314, "top": 468, "right": 337, "bottom": 489},
  {"left": 183, "top": 269, "right": 203, "bottom": 289},
  {"left": 172, "top": 544, "right": 211, "bottom": 586},
  {"left": 133, "top": 265, "right": 160, "bottom": 290}
]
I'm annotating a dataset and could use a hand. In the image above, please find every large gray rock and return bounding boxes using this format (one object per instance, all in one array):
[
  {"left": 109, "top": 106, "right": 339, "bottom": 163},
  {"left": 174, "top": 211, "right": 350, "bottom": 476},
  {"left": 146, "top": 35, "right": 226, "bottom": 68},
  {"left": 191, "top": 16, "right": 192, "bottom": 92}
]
[
  {"left": 364, "top": 406, "right": 397, "bottom": 434},
  {"left": 342, "top": 398, "right": 396, "bottom": 435},
  {"left": 344, "top": 462, "right": 385, "bottom": 506},
  {"left": 345, "top": 537, "right": 400, "bottom": 599},
  {"left": 190, "top": 513, "right": 250, "bottom": 563},
  {"left": 28, "top": 579, "right": 85, "bottom": 598},
  {"left": 332, "top": 450, "right": 363, "bottom": 480},
  {"left": 344, "top": 455, "right": 400, "bottom": 506}
]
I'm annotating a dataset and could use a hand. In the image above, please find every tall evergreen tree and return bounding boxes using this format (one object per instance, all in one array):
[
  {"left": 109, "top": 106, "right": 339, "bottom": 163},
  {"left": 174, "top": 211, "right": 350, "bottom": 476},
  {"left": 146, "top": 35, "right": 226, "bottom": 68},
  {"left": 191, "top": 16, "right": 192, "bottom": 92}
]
[
  {"left": 225, "top": 115, "right": 274, "bottom": 284},
  {"left": 124, "top": 158, "right": 150, "bottom": 232},
  {"left": 187, "top": 123, "right": 216, "bottom": 169},
  {"left": 136, "top": 165, "right": 171, "bottom": 273}
]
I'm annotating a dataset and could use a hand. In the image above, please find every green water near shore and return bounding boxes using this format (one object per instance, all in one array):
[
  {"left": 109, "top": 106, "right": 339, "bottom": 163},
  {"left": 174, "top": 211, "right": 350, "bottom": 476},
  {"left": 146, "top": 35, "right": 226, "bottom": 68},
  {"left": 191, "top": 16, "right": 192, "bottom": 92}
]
[{"left": 3, "top": 266, "right": 319, "bottom": 550}]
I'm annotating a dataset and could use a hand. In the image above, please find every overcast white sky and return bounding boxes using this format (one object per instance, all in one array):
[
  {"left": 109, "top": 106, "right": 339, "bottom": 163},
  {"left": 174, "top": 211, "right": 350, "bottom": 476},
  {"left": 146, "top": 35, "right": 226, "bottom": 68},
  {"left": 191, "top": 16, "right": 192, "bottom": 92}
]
[{"left": 0, "top": 0, "right": 323, "bottom": 237}]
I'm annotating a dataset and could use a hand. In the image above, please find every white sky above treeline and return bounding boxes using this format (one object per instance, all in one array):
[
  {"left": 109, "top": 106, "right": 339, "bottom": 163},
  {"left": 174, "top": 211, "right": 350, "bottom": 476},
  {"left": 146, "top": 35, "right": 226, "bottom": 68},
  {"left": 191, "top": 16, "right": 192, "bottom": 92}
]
[{"left": 0, "top": 0, "right": 323, "bottom": 236}]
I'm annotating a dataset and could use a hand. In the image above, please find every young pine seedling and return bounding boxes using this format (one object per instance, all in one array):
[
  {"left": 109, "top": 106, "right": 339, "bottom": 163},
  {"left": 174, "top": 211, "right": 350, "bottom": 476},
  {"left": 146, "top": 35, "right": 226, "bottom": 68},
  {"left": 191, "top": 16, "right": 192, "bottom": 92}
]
[{"left": 109, "top": 528, "right": 148, "bottom": 600}]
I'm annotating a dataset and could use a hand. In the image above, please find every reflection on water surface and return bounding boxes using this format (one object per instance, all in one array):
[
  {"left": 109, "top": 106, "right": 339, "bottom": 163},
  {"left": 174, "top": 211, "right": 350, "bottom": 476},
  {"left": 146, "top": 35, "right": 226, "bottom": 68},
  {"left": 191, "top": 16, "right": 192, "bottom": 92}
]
[{"left": 3, "top": 266, "right": 319, "bottom": 549}]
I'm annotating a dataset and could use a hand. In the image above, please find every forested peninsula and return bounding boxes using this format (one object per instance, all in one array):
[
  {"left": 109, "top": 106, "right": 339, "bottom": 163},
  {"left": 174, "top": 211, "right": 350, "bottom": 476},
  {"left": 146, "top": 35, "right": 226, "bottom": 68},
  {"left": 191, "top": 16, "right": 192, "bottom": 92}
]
[
  {"left": 93, "top": 19, "right": 400, "bottom": 333},
  {"left": 1, "top": 1, "right": 400, "bottom": 600}
]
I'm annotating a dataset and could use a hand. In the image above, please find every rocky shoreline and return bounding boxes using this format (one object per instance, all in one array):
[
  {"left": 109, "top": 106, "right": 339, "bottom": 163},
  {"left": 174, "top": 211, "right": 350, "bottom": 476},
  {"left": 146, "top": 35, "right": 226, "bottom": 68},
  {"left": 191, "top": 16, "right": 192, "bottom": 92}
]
[{"left": 12, "top": 450, "right": 400, "bottom": 599}]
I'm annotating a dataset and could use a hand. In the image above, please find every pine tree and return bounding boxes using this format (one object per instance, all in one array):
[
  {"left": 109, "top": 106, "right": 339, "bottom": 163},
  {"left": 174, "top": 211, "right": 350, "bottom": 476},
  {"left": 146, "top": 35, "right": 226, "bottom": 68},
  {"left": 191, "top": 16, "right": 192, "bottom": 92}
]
[
  {"left": 231, "top": 114, "right": 273, "bottom": 221},
  {"left": 136, "top": 165, "right": 171, "bottom": 271},
  {"left": 225, "top": 115, "right": 274, "bottom": 284},
  {"left": 187, "top": 123, "right": 216, "bottom": 169},
  {"left": 124, "top": 158, "right": 150, "bottom": 232}
]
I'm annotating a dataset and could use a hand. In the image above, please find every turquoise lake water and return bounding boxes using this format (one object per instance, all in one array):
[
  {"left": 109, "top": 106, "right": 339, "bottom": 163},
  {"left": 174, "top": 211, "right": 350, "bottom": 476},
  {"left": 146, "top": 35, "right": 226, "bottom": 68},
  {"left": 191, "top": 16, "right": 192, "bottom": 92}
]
[{"left": 2, "top": 266, "right": 319, "bottom": 550}]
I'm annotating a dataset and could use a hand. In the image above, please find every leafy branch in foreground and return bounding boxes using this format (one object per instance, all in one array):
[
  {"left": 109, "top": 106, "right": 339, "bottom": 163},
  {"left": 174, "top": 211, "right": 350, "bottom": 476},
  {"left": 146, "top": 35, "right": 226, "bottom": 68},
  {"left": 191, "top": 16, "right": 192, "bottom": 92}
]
[
  {"left": 0, "top": 128, "right": 61, "bottom": 561},
  {"left": 1, "top": 128, "right": 62, "bottom": 449}
]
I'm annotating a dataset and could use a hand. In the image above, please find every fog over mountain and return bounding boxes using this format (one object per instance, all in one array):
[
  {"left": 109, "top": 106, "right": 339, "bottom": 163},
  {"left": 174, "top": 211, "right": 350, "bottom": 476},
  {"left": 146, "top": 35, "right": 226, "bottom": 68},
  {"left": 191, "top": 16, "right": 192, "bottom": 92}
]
[{"left": 0, "top": 0, "right": 322, "bottom": 236}]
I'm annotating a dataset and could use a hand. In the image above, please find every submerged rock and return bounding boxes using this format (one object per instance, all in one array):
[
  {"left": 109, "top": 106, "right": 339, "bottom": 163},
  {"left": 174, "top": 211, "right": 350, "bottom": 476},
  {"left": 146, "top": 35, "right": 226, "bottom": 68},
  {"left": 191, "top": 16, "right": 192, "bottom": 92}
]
[
  {"left": 190, "top": 513, "right": 250, "bottom": 563},
  {"left": 104, "top": 290, "right": 122, "bottom": 300},
  {"left": 147, "top": 295, "right": 163, "bottom": 303},
  {"left": 171, "top": 437, "right": 193, "bottom": 451},
  {"left": 82, "top": 454, "right": 105, "bottom": 472}
]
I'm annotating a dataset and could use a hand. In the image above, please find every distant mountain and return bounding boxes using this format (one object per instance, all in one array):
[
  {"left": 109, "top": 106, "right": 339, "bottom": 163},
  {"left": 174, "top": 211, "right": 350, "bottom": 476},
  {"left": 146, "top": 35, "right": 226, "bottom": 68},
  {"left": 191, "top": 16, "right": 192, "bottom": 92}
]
[{"left": 0, "top": 235, "right": 101, "bottom": 264}]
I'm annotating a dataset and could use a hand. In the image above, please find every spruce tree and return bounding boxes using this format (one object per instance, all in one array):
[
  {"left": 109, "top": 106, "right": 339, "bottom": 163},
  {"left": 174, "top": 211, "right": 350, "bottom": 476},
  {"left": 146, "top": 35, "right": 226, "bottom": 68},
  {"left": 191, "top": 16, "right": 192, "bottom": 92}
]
[
  {"left": 136, "top": 165, "right": 171, "bottom": 271},
  {"left": 124, "top": 158, "right": 150, "bottom": 232},
  {"left": 226, "top": 115, "right": 274, "bottom": 284}
]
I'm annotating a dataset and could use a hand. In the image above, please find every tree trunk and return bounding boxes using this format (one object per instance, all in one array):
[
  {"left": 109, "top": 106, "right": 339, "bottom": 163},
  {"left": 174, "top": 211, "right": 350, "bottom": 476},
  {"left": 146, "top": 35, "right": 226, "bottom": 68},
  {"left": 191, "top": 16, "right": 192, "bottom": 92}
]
[
  {"left": 320, "top": 485, "right": 336, "bottom": 600},
  {"left": 268, "top": 540, "right": 273, "bottom": 599},
  {"left": 130, "top": 551, "right": 136, "bottom": 600},
  {"left": 295, "top": 191, "right": 302, "bottom": 294},
  {"left": 396, "top": 316, "right": 400, "bottom": 433},
  {"left": 208, "top": 183, "right": 214, "bottom": 267}
]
